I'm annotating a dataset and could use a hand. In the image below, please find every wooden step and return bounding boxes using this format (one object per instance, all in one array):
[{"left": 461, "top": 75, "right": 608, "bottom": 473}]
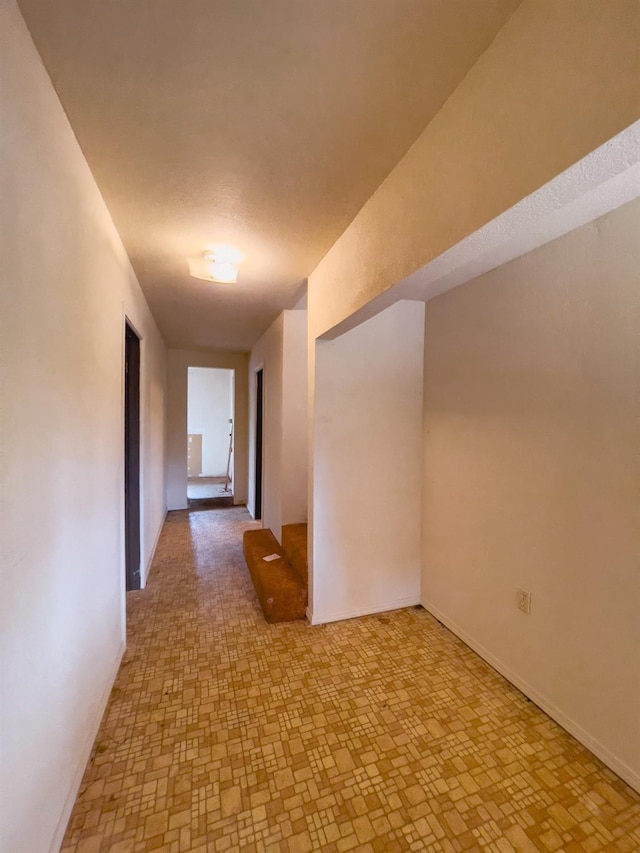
[
  {"left": 242, "top": 528, "right": 307, "bottom": 623},
  {"left": 281, "top": 523, "right": 308, "bottom": 584}
]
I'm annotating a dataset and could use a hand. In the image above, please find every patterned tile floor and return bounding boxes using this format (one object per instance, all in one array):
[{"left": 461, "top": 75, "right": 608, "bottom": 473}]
[{"left": 62, "top": 507, "right": 640, "bottom": 852}]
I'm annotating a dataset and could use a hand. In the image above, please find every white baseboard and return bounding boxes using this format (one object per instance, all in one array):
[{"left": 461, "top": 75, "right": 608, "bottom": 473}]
[
  {"left": 142, "top": 509, "right": 167, "bottom": 587},
  {"left": 422, "top": 598, "right": 640, "bottom": 794},
  {"left": 309, "top": 595, "right": 420, "bottom": 626},
  {"left": 49, "top": 641, "right": 126, "bottom": 853}
]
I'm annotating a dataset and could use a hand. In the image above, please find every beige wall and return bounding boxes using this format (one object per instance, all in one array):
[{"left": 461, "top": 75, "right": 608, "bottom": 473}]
[
  {"left": 308, "top": 0, "right": 640, "bottom": 339},
  {"left": 248, "top": 310, "right": 308, "bottom": 541},
  {"left": 248, "top": 316, "right": 284, "bottom": 535},
  {"left": 167, "top": 349, "right": 249, "bottom": 510},
  {"left": 0, "top": 3, "right": 167, "bottom": 850},
  {"left": 281, "top": 311, "right": 308, "bottom": 529},
  {"left": 422, "top": 198, "right": 640, "bottom": 791},
  {"left": 311, "top": 301, "right": 424, "bottom": 623}
]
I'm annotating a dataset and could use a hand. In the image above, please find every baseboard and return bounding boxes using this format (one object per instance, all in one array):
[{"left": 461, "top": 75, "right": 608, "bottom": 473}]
[
  {"left": 422, "top": 599, "right": 640, "bottom": 794},
  {"left": 142, "top": 509, "right": 167, "bottom": 587},
  {"left": 49, "top": 640, "right": 126, "bottom": 853},
  {"left": 309, "top": 595, "right": 420, "bottom": 626}
]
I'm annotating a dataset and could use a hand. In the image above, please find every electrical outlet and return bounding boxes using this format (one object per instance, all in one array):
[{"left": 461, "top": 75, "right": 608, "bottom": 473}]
[{"left": 517, "top": 589, "right": 531, "bottom": 614}]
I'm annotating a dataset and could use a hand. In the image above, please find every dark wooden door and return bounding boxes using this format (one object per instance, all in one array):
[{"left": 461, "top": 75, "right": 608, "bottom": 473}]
[
  {"left": 254, "top": 368, "right": 263, "bottom": 520},
  {"left": 124, "top": 323, "right": 141, "bottom": 590}
]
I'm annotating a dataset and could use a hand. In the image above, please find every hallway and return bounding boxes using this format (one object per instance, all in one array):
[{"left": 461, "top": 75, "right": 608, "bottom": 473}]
[{"left": 62, "top": 509, "right": 640, "bottom": 853}]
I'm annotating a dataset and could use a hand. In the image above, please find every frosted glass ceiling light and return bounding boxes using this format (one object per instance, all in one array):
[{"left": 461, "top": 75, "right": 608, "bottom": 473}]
[
  {"left": 188, "top": 244, "right": 243, "bottom": 283},
  {"left": 206, "top": 260, "right": 238, "bottom": 283},
  {"left": 203, "top": 250, "right": 240, "bottom": 283}
]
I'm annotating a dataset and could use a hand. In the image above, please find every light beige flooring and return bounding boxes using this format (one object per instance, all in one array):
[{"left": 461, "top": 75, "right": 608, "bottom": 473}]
[
  {"left": 187, "top": 477, "right": 232, "bottom": 500},
  {"left": 62, "top": 507, "right": 640, "bottom": 852}
]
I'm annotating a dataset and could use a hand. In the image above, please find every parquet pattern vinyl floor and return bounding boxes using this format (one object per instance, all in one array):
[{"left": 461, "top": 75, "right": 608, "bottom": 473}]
[{"left": 61, "top": 507, "right": 640, "bottom": 852}]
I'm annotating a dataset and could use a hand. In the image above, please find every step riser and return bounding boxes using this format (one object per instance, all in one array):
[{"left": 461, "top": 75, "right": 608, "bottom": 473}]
[{"left": 281, "top": 523, "right": 308, "bottom": 584}]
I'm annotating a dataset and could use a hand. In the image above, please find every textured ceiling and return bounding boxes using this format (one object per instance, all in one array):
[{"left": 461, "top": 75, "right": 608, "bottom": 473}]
[{"left": 18, "top": 0, "right": 521, "bottom": 350}]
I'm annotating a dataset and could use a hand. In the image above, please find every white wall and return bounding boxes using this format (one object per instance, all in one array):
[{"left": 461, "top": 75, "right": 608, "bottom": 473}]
[
  {"left": 311, "top": 301, "right": 424, "bottom": 624},
  {"left": 282, "top": 311, "right": 308, "bottom": 528},
  {"left": 187, "top": 367, "right": 233, "bottom": 477},
  {"left": 0, "top": 4, "right": 167, "bottom": 851},
  {"left": 166, "top": 349, "right": 248, "bottom": 510},
  {"left": 421, "top": 198, "right": 640, "bottom": 791},
  {"left": 248, "top": 309, "right": 308, "bottom": 541},
  {"left": 248, "top": 315, "right": 284, "bottom": 537}
]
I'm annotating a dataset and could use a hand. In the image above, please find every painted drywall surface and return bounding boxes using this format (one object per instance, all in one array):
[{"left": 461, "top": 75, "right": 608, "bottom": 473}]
[
  {"left": 167, "top": 350, "right": 248, "bottom": 510},
  {"left": 0, "top": 4, "right": 167, "bottom": 851},
  {"left": 281, "top": 311, "right": 308, "bottom": 527},
  {"left": 140, "top": 345, "right": 167, "bottom": 587},
  {"left": 248, "top": 310, "right": 309, "bottom": 540},
  {"left": 248, "top": 316, "right": 284, "bottom": 538},
  {"left": 421, "top": 198, "right": 640, "bottom": 790},
  {"left": 187, "top": 368, "right": 234, "bottom": 477},
  {"left": 312, "top": 301, "right": 424, "bottom": 624},
  {"left": 308, "top": 0, "right": 640, "bottom": 340}
]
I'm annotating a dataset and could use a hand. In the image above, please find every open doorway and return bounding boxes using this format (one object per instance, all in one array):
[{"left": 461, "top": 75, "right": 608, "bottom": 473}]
[
  {"left": 124, "top": 322, "right": 141, "bottom": 591},
  {"left": 187, "top": 367, "right": 235, "bottom": 504}
]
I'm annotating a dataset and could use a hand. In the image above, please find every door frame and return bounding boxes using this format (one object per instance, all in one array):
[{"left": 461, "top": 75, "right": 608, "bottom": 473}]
[
  {"left": 254, "top": 365, "right": 264, "bottom": 521},
  {"left": 124, "top": 320, "right": 141, "bottom": 591}
]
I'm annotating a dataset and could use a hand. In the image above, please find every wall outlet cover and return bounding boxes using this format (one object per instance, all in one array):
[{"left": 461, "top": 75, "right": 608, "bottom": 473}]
[{"left": 517, "top": 588, "right": 531, "bottom": 614}]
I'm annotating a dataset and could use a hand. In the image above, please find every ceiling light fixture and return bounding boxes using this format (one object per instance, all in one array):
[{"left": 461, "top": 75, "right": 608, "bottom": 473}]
[{"left": 188, "top": 244, "right": 243, "bottom": 284}]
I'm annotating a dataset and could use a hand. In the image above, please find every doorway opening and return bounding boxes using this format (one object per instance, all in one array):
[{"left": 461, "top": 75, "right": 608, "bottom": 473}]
[
  {"left": 187, "top": 367, "right": 235, "bottom": 506},
  {"left": 124, "top": 321, "right": 141, "bottom": 591},
  {"left": 254, "top": 367, "right": 264, "bottom": 520}
]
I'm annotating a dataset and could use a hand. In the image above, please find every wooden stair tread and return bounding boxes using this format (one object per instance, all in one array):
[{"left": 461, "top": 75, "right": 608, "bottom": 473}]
[{"left": 243, "top": 528, "right": 307, "bottom": 624}]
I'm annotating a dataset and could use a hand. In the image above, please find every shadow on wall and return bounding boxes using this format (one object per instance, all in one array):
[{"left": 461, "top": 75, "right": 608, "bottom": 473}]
[{"left": 310, "top": 300, "right": 424, "bottom": 625}]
